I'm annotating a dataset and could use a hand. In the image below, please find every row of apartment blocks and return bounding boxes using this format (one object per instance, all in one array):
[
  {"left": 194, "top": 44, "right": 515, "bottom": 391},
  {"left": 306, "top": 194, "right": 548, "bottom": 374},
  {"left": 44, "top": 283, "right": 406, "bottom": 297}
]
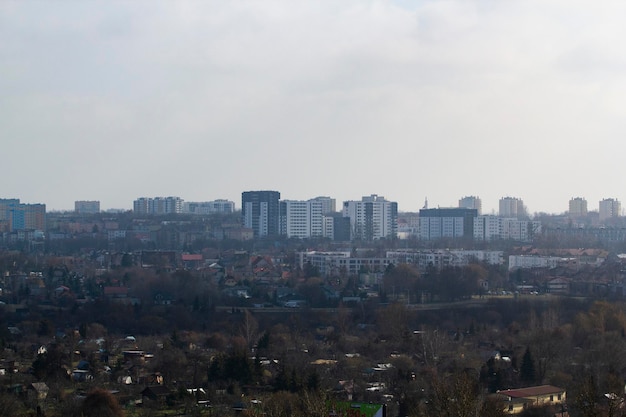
[
  {"left": 298, "top": 249, "right": 505, "bottom": 277},
  {"left": 460, "top": 195, "right": 623, "bottom": 221},
  {"left": 241, "top": 191, "right": 397, "bottom": 241},
  {"left": 299, "top": 248, "right": 608, "bottom": 278},
  {"left": 105, "top": 195, "right": 621, "bottom": 220},
  {"left": 242, "top": 192, "right": 539, "bottom": 242},
  {"left": 132, "top": 197, "right": 236, "bottom": 215},
  {"left": 417, "top": 208, "right": 542, "bottom": 242},
  {"left": 265, "top": 193, "right": 621, "bottom": 242},
  {"left": 0, "top": 199, "right": 46, "bottom": 233},
  {"left": 3, "top": 193, "right": 622, "bottom": 243},
  {"left": 569, "top": 196, "right": 622, "bottom": 221},
  {"left": 125, "top": 193, "right": 603, "bottom": 242},
  {"left": 121, "top": 195, "right": 624, "bottom": 222}
]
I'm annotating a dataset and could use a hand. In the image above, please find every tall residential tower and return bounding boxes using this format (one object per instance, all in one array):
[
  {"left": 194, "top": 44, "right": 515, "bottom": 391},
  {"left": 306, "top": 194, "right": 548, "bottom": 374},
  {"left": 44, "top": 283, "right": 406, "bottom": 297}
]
[
  {"left": 342, "top": 194, "right": 398, "bottom": 240},
  {"left": 242, "top": 191, "right": 281, "bottom": 237}
]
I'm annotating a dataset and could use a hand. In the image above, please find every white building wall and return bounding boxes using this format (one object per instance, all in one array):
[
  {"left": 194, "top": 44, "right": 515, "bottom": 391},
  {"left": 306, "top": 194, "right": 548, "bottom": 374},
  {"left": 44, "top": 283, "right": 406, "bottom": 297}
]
[
  {"left": 599, "top": 198, "right": 621, "bottom": 221},
  {"left": 259, "top": 202, "right": 269, "bottom": 237},
  {"left": 420, "top": 216, "right": 466, "bottom": 240},
  {"left": 184, "top": 200, "right": 235, "bottom": 214},
  {"left": 310, "top": 196, "right": 336, "bottom": 214},
  {"left": 499, "top": 197, "right": 525, "bottom": 218},
  {"left": 508, "top": 255, "right": 562, "bottom": 270},
  {"left": 474, "top": 216, "right": 502, "bottom": 241},
  {"left": 322, "top": 215, "right": 335, "bottom": 239},
  {"left": 280, "top": 200, "right": 324, "bottom": 238},
  {"left": 343, "top": 195, "right": 397, "bottom": 240},
  {"left": 502, "top": 219, "right": 541, "bottom": 241},
  {"left": 459, "top": 196, "right": 482, "bottom": 215}
]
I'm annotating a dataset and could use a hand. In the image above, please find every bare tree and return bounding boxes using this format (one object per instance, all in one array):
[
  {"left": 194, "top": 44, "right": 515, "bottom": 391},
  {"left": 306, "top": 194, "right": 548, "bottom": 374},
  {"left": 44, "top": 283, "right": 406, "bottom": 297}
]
[{"left": 240, "top": 309, "right": 259, "bottom": 348}]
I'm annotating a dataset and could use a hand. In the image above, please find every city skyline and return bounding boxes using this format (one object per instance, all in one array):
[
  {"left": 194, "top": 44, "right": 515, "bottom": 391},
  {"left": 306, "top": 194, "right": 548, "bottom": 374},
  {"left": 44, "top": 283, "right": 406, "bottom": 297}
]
[
  {"left": 3, "top": 192, "right": 624, "bottom": 217},
  {"left": 3, "top": 2, "right": 626, "bottom": 214}
]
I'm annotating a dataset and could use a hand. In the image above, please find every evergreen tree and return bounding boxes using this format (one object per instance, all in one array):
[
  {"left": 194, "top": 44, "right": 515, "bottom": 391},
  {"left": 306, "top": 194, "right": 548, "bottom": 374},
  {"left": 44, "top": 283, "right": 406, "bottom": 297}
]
[{"left": 520, "top": 347, "right": 536, "bottom": 384}]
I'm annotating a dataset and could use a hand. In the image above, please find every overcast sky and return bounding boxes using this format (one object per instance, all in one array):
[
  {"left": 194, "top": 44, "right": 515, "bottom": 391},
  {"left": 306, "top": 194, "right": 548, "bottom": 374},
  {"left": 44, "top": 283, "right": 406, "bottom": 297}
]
[{"left": 2, "top": 1, "right": 626, "bottom": 214}]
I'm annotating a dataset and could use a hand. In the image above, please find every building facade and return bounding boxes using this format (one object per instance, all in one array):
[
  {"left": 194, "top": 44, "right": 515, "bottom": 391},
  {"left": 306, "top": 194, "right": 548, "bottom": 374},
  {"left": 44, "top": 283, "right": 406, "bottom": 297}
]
[
  {"left": 418, "top": 208, "right": 478, "bottom": 240},
  {"left": 184, "top": 199, "right": 235, "bottom": 215},
  {"left": 342, "top": 195, "right": 398, "bottom": 240},
  {"left": 502, "top": 219, "right": 541, "bottom": 242},
  {"left": 74, "top": 200, "right": 100, "bottom": 214},
  {"left": 322, "top": 213, "right": 351, "bottom": 241},
  {"left": 133, "top": 197, "right": 183, "bottom": 215},
  {"left": 297, "top": 251, "right": 392, "bottom": 277},
  {"left": 459, "top": 196, "right": 482, "bottom": 215},
  {"left": 0, "top": 199, "right": 46, "bottom": 231},
  {"left": 599, "top": 198, "right": 621, "bottom": 222},
  {"left": 279, "top": 199, "right": 324, "bottom": 238},
  {"left": 386, "top": 249, "right": 504, "bottom": 270},
  {"left": 568, "top": 197, "right": 587, "bottom": 217},
  {"left": 242, "top": 191, "right": 281, "bottom": 237},
  {"left": 473, "top": 215, "right": 503, "bottom": 241},
  {"left": 499, "top": 197, "right": 526, "bottom": 218},
  {"left": 309, "top": 196, "right": 336, "bottom": 214}
]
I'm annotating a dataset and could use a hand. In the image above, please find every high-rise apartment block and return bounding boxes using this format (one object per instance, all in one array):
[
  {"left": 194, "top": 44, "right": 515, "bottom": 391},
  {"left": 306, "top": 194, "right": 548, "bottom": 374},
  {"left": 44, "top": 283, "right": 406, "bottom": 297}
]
[
  {"left": 242, "top": 191, "right": 281, "bottom": 237},
  {"left": 568, "top": 197, "right": 588, "bottom": 217},
  {"left": 0, "top": 199, "right": 46, "bottom": 231},
  {"left": 279, "top": 200, "right": 324, "bottom": 238},
  {"left": 473, "top": 215, "right": 502, "bottom": 241},
  {"left": 133, "top": 197, "right": 183, "bottom": 215},
  {"left": 499, "top": 197, "right": 526, "bottom": 218},
  {"left": 184, "top": 200, "right": 235, "bottom": 215},
  {"left": 322, "top": 213, "right": 351, "bottom": 241},
  {"left": 342, "top": 195, "right": 398, "bottom": 240},
  {"left": 472, "top": 215, "right": 541, "bottom": 242},
  {"left": 459, "top": 196, "right": 482, "bottom": 215},
  {"left": 419, "top": 208, "right": 477, "bottom": 240},
  {"left": 502, "top": 219, "right": 541, "bottom": 241},
  {"left": 599, "top": 198, "right": 621, "bottom": 222},
  {"left": 310, "top": 196, "right": 336, "bottom": 214},
  {"left": 75, "top": 200, "right": 100, "bottom": 214}
]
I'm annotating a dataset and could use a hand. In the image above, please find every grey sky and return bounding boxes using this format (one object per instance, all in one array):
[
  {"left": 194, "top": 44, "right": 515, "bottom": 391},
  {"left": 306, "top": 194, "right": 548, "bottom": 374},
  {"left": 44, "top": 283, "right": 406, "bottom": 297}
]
[{"left": 2, "top": 1, "right": 626, "bottom": 214}]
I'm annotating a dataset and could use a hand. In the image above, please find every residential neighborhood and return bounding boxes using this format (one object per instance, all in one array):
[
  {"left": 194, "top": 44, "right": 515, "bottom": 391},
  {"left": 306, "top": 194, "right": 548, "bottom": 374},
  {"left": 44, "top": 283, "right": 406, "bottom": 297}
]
[{"left": 0, "top": 193, "right": 625, "bottom": 416}]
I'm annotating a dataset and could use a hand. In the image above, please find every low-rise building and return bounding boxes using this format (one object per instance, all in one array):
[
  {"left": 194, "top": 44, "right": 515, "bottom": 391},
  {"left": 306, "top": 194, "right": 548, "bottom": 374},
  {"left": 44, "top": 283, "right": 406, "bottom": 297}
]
[{"left": 497, "top": 385, "right": 566, "bottom": 414}]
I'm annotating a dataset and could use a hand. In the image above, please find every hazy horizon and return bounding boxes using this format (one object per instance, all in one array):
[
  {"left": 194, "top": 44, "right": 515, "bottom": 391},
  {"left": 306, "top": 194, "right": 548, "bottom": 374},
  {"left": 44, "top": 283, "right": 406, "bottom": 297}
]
[{"left": 3, "top": 1, "right": 626, "bottom": 215}]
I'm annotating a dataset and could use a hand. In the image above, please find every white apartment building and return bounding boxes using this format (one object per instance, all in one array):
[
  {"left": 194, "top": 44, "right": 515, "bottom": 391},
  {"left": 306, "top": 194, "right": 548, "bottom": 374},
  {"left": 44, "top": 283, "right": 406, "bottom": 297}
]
[
  {"left": 310, "top": 196, "right": 336, "bottom": 214},
  {"left": 279, "top": 200, "right": 324, "bottom": 238},
  {"left": 473, "top": 215, "right": 502, "bottom": 241},
  {"left": 343, "top": 195, "right": 398, "bottom": 240},
  {"left": 502, "top": 219, "right": 541, "bottom": 242},
  {"left": 499, "top": 197, "right": 526, "bottom": 218},
  {"left": 474, "top": 216, "right": 541, "bottom": 242},
  {"left": 418, "top": 208, "right": 477, "bottom": 240},
  {"left": 133, "top": 197, "right": 183, "bottom": 214},
  {"left": 184, "top": 199, "right": 235, "bottom": 215},
  {"left": 107, "top": 230, "right": 127, "bottom": 241},
  {"left": 297, "top": 251, "right": 392, "bottom": 276},
  {"left": 568, "top": 197, "right": 588, "bottom": 217},
  {"left": 386, "top": 249, "right": 504, "bottom": 270},
  {"left": 508, "top": 255, "right": 563, "bottom": 271},
  {"left": 599, "top": 198, "right": 621, "bottom": 222},
  {"left": 75, "top": 200, "right": 100, "bottom": 214},
  {"left": 459, "top": 196, "right": 482, "bottom": 215}
]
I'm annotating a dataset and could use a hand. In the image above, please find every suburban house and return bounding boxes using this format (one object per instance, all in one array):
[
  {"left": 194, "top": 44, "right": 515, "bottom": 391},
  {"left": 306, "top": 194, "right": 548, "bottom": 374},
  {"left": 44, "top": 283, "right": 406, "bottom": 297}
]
[{"left": 497, "top": 385, "right": 566, "bottom": 414}]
